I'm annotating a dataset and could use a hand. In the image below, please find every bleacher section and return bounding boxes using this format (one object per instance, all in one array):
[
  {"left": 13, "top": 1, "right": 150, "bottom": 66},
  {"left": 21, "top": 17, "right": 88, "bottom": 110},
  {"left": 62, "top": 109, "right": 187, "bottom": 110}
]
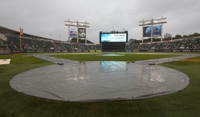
[
  {"left": 1, "top": 25, "right": 200, "bottom": 53},
  {"left": 6, "top": 35, "right": 20, "bottom": 52},
  {"left": 6, "top": 35, "right": 58, "bottom": 52},
  {"left": 3, "top": 33, "right": 200, "bottom": 53},
  {"left": 0, "top": 34, "right": 10, "bottom": 54},
  {"left": 133, "top": 38, "right": 200, "bottom": 52}
]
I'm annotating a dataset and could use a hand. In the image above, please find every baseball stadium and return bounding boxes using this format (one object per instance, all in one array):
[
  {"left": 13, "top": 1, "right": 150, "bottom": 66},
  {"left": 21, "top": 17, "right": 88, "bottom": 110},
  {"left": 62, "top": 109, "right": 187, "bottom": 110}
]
[{"left": 1, "top": 19, "right": 200, "bottom": 117}]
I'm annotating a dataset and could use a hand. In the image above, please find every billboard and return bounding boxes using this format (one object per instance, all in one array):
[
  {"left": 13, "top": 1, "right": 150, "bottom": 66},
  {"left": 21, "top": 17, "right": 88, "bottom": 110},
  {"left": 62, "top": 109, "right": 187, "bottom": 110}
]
[
  {"left": 70, "top": 27, "right": 77, "bottom": 38},
  {"left": 78, "top": 28, "right": 86, "bottom": 38},
  {"left": 100, "top": 31, "right": 128, "bottom": 43},
  {"left": 143, "top": 25, "right": 162, "bottom": 37}
]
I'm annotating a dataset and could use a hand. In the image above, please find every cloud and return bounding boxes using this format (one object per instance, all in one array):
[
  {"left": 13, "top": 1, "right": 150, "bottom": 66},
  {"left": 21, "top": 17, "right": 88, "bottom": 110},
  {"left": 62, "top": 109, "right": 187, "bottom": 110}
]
[{"left": 0, "top": 0, "right": 200, "bottom": 44}]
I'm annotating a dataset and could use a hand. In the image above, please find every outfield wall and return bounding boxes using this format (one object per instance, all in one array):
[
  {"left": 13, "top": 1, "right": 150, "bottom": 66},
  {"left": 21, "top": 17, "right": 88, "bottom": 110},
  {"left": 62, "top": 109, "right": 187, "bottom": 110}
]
[
  {"left": 18, "top": 49, "right": 200, "bottom": 53},
  {"left": 138, "top": 49, "right": 200, "bottom": 52}
]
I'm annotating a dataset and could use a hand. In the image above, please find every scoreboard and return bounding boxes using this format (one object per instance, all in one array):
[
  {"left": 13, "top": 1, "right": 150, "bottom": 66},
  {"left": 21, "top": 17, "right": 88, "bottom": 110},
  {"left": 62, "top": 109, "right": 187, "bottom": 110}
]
[{"left": 99, "top": 31, "right": 128, "bottom": 43}]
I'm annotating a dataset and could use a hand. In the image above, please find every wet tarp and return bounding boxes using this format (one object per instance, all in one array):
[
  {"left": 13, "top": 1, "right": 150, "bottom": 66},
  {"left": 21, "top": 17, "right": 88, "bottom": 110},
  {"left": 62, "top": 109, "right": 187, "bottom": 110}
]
[{"left": 10, "top": 54, "right": 199, "bottom": 102}]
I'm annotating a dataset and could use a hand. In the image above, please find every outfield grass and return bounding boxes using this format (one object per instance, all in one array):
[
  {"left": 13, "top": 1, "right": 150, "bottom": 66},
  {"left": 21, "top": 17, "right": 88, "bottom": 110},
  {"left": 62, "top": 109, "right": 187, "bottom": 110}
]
[
  {"left": 0, "top": 53, "right": 200, "bottom": 117},
  {"left": 50, "top": 53, "right": 177, "bottom": 61}
]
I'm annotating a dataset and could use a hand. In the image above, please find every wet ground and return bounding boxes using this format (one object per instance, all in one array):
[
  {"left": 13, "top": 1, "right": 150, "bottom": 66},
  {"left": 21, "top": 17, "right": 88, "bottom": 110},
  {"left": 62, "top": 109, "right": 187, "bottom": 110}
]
[{"left": 10, "top": 54, "right": 200, "bottom": 101}]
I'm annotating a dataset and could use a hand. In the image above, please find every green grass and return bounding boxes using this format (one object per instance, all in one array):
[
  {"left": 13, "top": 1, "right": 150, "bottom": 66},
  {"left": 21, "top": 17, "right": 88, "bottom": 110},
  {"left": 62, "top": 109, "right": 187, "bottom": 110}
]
[
  {"left": 50, "top": 53, "right": 177, "bottom": 61},
  {"left": 0, "top": 53, "right": 200, "bottom": 117}
]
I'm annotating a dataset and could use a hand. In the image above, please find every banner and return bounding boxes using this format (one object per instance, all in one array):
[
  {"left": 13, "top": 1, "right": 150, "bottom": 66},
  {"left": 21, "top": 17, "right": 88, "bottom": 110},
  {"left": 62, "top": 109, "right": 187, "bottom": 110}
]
[
  {"left": 152, "top": 25, "right": 162, "bottom": 37},
  {"left": 143, "top": 25, "right": 161, "bottom": 37},
  {"left": 78, "top": 28, "right": 86, "bottom": 38},
  {"left": 70, "top": 27, "right": 77, "bottom": 38}
]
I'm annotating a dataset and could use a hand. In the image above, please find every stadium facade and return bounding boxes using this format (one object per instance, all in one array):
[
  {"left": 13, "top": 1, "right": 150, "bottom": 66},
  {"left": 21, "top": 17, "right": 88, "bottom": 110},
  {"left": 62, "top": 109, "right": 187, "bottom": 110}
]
[{"left": 0, "top": 26, "right": 200, "bottom": 54}]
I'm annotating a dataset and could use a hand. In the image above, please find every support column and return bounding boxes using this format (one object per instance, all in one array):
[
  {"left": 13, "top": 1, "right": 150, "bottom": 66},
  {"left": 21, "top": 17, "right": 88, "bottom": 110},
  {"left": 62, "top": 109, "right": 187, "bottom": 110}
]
[
  {"left": 151, "top": 18, "right": 153, "bottom": 43},
  {"left": 68, "top": 20, "right": 70, "bottom": 42},
  {"left": 85, "top": 28, "right": 87, "bottom": 44},
  {"left": 142, "top": 26, "right": 144, "bottom": 43},
  {"left": 142, "top": 19, "right": 144, "bottom": 44},
  {"left": 161, "top": 23, "right": 163, "bottom": 42},
  {"left": 161, "top": 16, "right": 163, "bottom": 42},
  {"left": 77, "top": 20, "right": 79, "bottom": 43}
]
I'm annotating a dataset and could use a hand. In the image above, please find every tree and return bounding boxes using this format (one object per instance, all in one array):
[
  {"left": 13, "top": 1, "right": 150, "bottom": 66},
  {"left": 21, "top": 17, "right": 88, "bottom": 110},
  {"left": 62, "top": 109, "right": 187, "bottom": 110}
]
[
  {"left": 164, "top": 36, "right": 171, "bottom": 40},
  {"left": 71, "top": 38, "right": 77, "bottom": 42},
  {"left": 128, "top": 39, "right": 135, "bottom": 44},
  {"left": 175, "top": 34, "right": 182, "bottom": 39},
  {"left": 194, "top": 32, "right": 199, "bottom": 36},
  {"left": 188, "top": 34, "right": 193, "bottom": 37},
  {"left": 134, "top": 40, "right": 142, "bottom": 43},
  {"left": 70, "top": 38, "right": 93, "bottom": 44},
  {"left": 183, "top": 35, "right": 188, "bottom": 38}
]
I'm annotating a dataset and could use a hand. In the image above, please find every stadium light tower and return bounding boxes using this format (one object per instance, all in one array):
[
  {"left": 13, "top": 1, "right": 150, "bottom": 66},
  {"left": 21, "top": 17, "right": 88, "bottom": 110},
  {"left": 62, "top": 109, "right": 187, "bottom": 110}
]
[
  {"left": 139, "top": 16, "right": 167, "bottom": 43},
  {"left": 65, "top": 20, "right": 90, "bottom": 44}
]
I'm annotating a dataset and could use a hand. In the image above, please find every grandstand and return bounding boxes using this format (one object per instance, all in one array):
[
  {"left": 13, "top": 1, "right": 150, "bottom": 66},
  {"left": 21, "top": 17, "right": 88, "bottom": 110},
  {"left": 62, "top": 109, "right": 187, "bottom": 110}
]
[
  {"left": 129, "top": 37, "right": 200, "bottom": 52},
  {"left": 1, "top": 25, "right": 200, "bottom": 53},
  {"left": 0, "top": 33, "right": 10, "bottom": 54},
  {"left": 0, "top": 26, "right": 99, "bottom": 53}
]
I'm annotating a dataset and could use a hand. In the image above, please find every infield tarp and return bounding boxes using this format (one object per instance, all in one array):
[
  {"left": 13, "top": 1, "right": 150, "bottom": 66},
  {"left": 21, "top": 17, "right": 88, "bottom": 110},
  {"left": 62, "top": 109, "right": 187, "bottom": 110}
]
[{"left": 10, "top": 54, "right": 199, "bottom": 102}]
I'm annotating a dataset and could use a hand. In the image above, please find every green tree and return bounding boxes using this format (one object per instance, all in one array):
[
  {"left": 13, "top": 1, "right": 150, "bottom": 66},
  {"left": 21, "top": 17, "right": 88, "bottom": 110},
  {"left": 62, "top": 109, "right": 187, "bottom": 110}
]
[
  {"left": 188, "top": 34, "right": 193, "bottom": 37},
  {"left": 70, "top": 38, "right": 93, "bottom": 44},
  {"left": 194, "top": 32, "right": 199, "bottom": 36},
  {"left": 134, "top": 40, "right": 142, "bottom": 43},
  {"left": 71, "top": 38, "right": 77, "bottom": 42},
  {"left": 175, "top": 34, "right": 182, "bottom": 39},
  {"left": 128, "top": 39, "right": 135, "bottom": 42},
  {"left": 183, "top": 35, "right": 188, "bottom": 38},
  {"left": 164, "top": 36, "right": 171, "bottom": 40}
]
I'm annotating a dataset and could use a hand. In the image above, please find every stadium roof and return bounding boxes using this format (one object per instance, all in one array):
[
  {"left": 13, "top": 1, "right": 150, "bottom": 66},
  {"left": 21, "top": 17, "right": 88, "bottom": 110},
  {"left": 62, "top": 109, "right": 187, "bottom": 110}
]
[{"left": 0, "top": 26, "right": 53, "bottom": 40}]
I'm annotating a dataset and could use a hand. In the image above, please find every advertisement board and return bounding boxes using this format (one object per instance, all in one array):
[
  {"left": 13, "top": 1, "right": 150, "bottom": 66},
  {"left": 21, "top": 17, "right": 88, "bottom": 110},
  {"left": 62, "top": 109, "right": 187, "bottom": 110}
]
[
  {"left": 143, "top": 25, "right": 162, "bottom": 37},
  {"left": 100, "top": 31, "right": 128, "bottom": 43},
  {"left": 70, "top": 27, "right": 77, "bottom": 38},
  {"left": 78, "top": 28, "right": 86, "bottom": 38}
]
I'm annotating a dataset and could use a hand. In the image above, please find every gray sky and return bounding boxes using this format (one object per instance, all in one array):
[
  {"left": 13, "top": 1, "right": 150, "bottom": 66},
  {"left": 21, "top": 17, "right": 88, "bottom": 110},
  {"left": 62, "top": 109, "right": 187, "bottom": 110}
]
[{"left": 0, "top": 0, "right": 200, "bottom": 44}]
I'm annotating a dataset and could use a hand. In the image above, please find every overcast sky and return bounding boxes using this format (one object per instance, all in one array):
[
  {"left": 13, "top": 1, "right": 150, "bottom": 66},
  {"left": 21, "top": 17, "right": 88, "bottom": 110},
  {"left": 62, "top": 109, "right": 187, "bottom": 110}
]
[{"left": 0, "top": 0, "right": 200, "bottom": 43}]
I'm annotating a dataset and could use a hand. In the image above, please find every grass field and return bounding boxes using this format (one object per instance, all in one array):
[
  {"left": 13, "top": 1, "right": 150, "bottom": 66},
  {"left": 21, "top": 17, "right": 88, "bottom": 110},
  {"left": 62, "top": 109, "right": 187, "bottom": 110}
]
[
  {"left": 49, "top": 52, "right": 178, "bottom": 61},
  {"left": 0, "top": 53, "right": 200, "bottom": 117}
]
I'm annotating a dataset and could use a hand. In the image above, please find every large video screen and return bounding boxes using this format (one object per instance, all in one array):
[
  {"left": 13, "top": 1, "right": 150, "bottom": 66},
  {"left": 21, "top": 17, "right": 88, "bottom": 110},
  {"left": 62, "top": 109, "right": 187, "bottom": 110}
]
[
  {"left": 100, "top": 32, "right": 128, "bottom": 43},
  {"left": 143, "top": 25, "right": 162, "bottom": 37}
]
